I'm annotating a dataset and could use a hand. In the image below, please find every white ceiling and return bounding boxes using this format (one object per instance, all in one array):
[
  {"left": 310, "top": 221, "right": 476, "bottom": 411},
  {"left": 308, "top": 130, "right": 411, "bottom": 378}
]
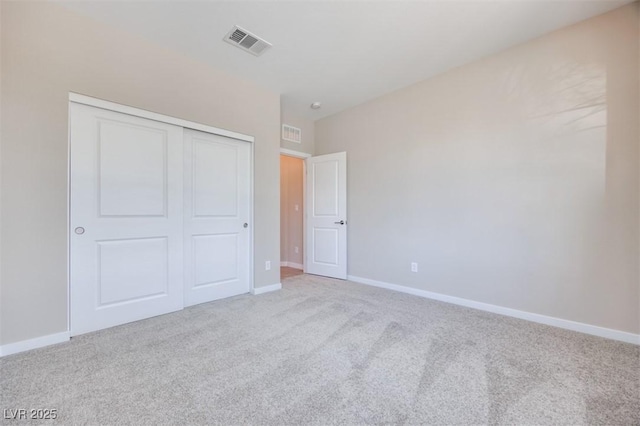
[{"left": 59, "top": 0, "right": 631, "bottom": 121}]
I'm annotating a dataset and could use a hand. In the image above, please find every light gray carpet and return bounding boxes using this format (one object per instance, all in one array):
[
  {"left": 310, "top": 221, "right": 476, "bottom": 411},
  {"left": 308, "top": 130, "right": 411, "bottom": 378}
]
[{"left": 1, "top": 274, "right": 639, "bottom": 425}]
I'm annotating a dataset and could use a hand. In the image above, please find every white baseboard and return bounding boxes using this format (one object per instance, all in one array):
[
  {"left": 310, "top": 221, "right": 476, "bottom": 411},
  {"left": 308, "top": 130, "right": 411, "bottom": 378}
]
[
  {"left": 0, "top": 331, "right": 70, "bottom": 357},
  {"left": 347, "top": 275, "right": 640, "bottom": 345},
  {"left": 252, "top": 283, "right": 282, "bottom": 295},
  {"left": 280, "top": 261, "right": 304, "bottom": 270}
]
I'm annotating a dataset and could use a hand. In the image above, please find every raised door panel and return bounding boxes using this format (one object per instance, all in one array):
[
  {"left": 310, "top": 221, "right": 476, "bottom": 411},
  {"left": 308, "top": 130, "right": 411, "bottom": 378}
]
[
  {"left": 193, "top": 234, "right": 239, "bottom": 287},
  {"left": 97, "top": 237, "right": 169, "bottom": 306},
  {"left": 312, "top": 228, "right": 339, "bottom": 266},
  {"left": 312, "top": 161, "right": 338, "bottom": 217},
  {"left": 193, "top": 140, "right": 239, "bottom": 218},
  {"left": 98, "top": 120, "right": 168, "bottom": 217}
]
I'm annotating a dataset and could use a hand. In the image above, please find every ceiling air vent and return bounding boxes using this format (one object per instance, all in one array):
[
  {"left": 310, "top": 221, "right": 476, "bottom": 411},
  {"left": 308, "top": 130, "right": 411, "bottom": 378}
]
[
  {"left": 282, "top": 124, "right": 302, "bottom": 143},
  {"left": 223, "top": 26, "right": 272, "bottom": 56}
]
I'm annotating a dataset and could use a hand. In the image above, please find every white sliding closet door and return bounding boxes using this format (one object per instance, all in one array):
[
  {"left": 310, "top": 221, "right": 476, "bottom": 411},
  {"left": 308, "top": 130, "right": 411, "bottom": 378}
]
[
  {"left": 183, "top": 129, "right": 251, "bottom": 306},
  {"left": 70, "top": 102, "right": 184, "bottom": 335}
]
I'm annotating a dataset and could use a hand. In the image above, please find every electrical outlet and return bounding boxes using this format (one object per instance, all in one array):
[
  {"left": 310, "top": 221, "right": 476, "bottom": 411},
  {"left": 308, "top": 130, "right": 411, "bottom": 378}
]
[
  {"left": 294, "top": 246, "right": 299, "bottom": 254},
  {"left": 265, "top": 261, "right": 271, "bottom": 271},
  {"left": 294, "top": 204, "right": 299, "bottom": 211},
  {"left": 411, "top": 262, "right": 418, "bottom": 273}
]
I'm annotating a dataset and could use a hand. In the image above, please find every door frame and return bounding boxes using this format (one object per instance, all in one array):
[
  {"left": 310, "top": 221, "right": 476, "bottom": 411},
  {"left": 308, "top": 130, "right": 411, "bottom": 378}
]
[
  {"left": 279, "top": 148, "right": 310, "bottom": 273},
  {"left": 67, "top": 92, "right": 255, "bottom": 333}
]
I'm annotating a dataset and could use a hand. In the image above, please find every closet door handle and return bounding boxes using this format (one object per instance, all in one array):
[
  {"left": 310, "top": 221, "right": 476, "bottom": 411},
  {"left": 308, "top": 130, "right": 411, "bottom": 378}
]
[{"left": 334, "top": 220, "right": 345, "bottom": 225}]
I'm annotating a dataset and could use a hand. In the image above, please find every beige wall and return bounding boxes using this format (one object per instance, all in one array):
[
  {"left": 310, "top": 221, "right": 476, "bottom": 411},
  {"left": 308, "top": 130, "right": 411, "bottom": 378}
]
[
  {"left": 281, "top": 108, "right": 315, "bottom": 155},
  {"left": 280, "top": 155, "right": 304, "bottom": 267},
  {"left": 0, "top": 2, "right": 3, "bottom": 345},
  {"left": 316, "top": 5, "right": 639, "bottom": 333},
  {"left": 0, "top": 2, "right": 281, "bottom": 345}
]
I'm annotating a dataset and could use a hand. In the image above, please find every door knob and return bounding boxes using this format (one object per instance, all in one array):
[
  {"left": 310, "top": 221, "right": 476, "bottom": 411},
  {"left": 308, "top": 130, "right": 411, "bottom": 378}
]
[
  {"left": 74, "top": 227, "right": 85, "bottom": 235},
  {"left": 334, "top": 220, "right": 345, "bottom": 225},
  {"left": 243, "top": 223, "right": 248, "bottom": 228}
]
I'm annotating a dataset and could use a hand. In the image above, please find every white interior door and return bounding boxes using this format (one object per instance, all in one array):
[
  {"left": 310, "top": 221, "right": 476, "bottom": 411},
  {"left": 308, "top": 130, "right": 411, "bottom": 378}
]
[
  {"left": 305, "top": 152, "right": 347, "bottom": 279},
  {"left": 70, "top": 103, "right": 184, "bottom": 335},
  {"left": 183, "top": 129, "right": 251, "bottom": 306}
]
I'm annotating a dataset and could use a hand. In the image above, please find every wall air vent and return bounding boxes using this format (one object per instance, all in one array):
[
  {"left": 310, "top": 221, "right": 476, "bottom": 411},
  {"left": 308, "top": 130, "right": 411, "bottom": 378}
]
[
  {"left": 282, "top": 124, "right": 302, "bottom": 143},
  {"left": 223, "top": 26, "right": 272, "bottom": 56}
]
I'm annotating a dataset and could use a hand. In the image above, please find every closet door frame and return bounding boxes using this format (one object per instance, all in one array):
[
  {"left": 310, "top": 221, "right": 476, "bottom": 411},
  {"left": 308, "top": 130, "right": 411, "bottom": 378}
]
[{"left": 67, "top": 92, "right": 255, "bottom": 333}]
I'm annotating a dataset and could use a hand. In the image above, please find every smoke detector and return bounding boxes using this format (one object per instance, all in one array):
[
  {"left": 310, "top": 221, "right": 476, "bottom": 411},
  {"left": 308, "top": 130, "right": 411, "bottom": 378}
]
[{"left": 223, "top": 26, "right": 272, "bottom": 56}]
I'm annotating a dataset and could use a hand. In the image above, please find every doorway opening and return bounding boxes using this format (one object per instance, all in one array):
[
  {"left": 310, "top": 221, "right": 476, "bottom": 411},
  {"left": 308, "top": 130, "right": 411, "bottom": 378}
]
[{"left": 280, "top": 154, "right": 305, "bottom": 280}]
